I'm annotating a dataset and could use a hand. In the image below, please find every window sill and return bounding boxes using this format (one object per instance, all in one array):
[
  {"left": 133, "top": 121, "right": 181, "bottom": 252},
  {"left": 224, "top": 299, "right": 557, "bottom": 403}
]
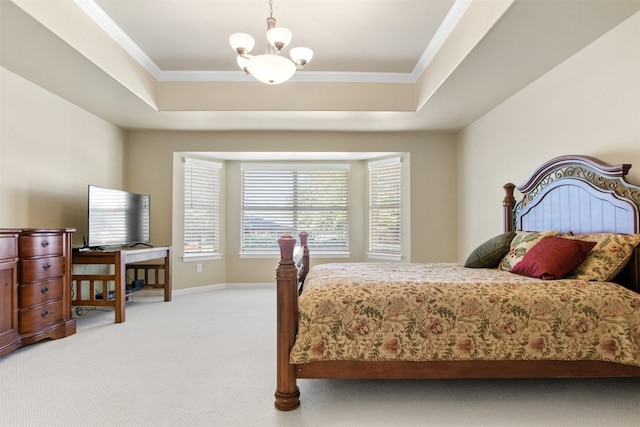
[
  {"left": 239, "top": 252, "right": 279, "bottom": 259},
  {"left": 313, "top": 252, "right": 351, "bottom": 259},
  {"left": 239, "top": 251, "right": 351, "bottom": 259},
  {"left": 183, "top": 253, "right": 222, "bottom": 262},
  {"left": 367, "top": 252, "right": 402, "bottom": 261}
]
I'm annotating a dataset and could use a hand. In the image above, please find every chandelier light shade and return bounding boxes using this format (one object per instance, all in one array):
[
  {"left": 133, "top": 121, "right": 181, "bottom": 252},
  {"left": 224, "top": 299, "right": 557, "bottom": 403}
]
[
  {"left": 266, "top": 27, "right": 292, "bottom": 51},
  {"left": 290, "top": 47, "right": 313, "bottom": 67},
  {"left": 229, "top": 33, "right": 255, "bottom": 55},
  {"left": 229, "top": 0, "right": 313, "bottom": 85},
  {"left": 246, "top": 54, "right": 296, "bottom": 85}
]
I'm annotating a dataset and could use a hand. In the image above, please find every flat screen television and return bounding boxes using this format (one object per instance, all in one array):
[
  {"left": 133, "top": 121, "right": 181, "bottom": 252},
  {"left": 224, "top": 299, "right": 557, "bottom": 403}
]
[{"left": 87, "top": 185, "right": 150, "bottom": 248}]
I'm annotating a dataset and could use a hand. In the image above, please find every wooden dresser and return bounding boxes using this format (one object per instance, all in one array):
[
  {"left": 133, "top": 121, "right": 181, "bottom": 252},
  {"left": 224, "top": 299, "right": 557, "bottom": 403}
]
[
  {"left": 0, "top": 230, "right": 20, "bottom": 357},
  {"left": 0, "top": 228, "right": 76, "bottom": 357}
]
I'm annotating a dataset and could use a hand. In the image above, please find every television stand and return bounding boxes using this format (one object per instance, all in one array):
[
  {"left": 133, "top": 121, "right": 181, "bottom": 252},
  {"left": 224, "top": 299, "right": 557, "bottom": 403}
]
[
  {"left": 71, "top": 246, "right": 172, "bottom": 323},
  {"left": 129, "top": 242, "right": 153, "bottom": 248}
]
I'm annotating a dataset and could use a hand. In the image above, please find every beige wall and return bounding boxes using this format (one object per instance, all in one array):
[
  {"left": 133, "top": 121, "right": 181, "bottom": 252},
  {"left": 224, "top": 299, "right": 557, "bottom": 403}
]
[
  {"left": 125, "top": 131, "right": 457, "bottom": 287},
  {"left": 0, "top": 66, "right": 457, "bottom": 289},
  {"left": 456, "top": 11, "right": 640, "bottom": 261},
  {"left": 0, "top": 67, "right": 125, "bottom": 246}
]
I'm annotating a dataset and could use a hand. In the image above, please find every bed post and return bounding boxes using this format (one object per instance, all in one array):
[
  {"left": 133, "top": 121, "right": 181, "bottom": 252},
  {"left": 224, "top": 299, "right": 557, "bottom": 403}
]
[
  {"left": 274, "top": 235, "right": 300, "bottom": 411},
  {"left": 299, "top": 231, "right": 309, "bottom": 284},
  {"left": 503, "top": 183, "right": 516, "bottom": 232}
]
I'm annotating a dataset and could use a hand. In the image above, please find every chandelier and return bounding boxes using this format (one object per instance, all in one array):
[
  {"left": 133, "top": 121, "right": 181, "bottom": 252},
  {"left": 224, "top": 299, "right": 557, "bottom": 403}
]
[{"left": 229, "top": 0, "right": 313, "bottom": 85}]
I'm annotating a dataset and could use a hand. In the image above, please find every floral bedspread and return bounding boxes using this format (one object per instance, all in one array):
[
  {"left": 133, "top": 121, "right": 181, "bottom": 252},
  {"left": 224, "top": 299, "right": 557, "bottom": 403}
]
[{"left": 289, "top": 263, "right": 640, "bottom": 367}]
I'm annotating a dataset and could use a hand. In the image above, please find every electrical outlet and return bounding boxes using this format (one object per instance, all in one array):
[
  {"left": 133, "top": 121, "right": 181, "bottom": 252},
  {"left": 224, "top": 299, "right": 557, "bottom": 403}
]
[{"left": 196, "top": 263, "right": 202, "bottom": 273}]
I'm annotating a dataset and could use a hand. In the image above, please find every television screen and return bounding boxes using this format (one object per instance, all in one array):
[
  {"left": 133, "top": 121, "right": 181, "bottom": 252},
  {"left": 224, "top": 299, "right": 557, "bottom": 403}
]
[{"left": 87, "top": 185, "right": 150, "bottom": 248}]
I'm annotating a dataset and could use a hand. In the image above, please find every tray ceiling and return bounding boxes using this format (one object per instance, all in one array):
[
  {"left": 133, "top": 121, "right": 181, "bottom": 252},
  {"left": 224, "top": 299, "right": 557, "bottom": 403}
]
[{"left": 2, "top": 0, "right": 639, "bottom": 131}]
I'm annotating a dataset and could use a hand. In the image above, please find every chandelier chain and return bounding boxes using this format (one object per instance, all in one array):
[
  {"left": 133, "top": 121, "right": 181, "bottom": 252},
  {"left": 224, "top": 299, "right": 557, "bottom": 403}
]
[{"left": 269, "top": 0, "right": 274, "bottom": 18}]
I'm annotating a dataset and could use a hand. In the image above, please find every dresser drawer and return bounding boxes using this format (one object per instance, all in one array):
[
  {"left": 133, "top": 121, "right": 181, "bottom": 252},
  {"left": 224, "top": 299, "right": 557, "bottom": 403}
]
[
  {"left": 19, "top": 234, "right": 64, "bottom": 258},
  {"left": 20, "top": 256, "right": 66, "bottom": 283},
  {"left": 18, "top": 300, "right": 63, "bottom": 334},
  {"left": 19, "top": 278, "right": 64, "bottom": 308},
  {"left": 0, "top": 235, "right": 18, "bottom": 261}
]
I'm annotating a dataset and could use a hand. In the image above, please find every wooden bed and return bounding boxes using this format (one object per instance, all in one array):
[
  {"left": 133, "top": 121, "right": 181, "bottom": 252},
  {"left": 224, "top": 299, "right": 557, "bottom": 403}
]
[{"left": 274, "top": 155, "right": 640, "bottom": 411}]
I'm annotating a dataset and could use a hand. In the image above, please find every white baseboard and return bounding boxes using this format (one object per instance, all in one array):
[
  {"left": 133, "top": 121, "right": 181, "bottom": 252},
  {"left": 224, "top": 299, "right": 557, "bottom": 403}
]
[{"left": 172, "top": 282, "right": 272, "bottom": 296}]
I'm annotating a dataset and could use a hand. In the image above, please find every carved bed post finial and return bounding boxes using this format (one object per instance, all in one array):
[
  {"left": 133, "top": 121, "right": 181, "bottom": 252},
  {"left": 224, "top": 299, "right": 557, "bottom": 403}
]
[
  {"left": 503, "top": 183, "right": 516, "bottom": 232},
  {"left": 275, "top": 235, "right": 300, "bottom": 410},
  {"left": 278, "top": 234, "right": 296, "bottom": 263},
  {"left": 299, "top": 231, "right": 308, "bottom": 247}
]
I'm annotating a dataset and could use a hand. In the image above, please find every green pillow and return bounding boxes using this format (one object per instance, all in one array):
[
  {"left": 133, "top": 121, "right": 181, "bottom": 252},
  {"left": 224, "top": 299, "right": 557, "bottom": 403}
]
[{"left": 465, "top": 231, "right": 517, "bottom": 268}]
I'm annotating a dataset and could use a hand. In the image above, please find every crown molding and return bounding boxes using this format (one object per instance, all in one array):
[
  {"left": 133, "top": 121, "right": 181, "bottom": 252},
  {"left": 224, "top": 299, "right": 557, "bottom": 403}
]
[
  {"left": 157, "top": 70, "right": 417, "bottom": 84},
  {"left": 410, "top": 0, "right": 471, "bottom": 81},
  {"left": 74, "top": 0, "right": 162, "bottom": 77}
]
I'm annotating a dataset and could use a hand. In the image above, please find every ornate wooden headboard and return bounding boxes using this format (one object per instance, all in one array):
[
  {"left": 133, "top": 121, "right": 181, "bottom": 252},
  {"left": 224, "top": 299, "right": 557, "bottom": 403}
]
[
  {"left": 502, "top": 155, "right": 640, "bottom": 292},
  {"left": 503, "top": 155, "right": 640, "bottom": 234}
]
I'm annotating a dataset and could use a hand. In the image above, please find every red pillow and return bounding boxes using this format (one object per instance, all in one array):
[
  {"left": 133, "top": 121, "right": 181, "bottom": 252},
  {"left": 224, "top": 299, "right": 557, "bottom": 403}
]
[{"left": 510, "top": 236, "right": 596, "bottom": 280}]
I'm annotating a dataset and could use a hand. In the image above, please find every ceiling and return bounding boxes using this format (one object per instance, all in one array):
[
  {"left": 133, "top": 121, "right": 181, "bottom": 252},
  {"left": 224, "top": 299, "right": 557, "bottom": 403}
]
[
  {"left": 94, "top": 0, "right": 457, "bottom": 75},
  {"left": 2, "top": 0, "right": 640, "bottom": 132}
]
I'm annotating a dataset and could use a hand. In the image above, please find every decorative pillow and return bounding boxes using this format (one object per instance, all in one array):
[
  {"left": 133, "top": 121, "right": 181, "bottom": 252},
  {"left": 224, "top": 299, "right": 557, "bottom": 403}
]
[
  {"left": 465, "top": 231, "right": 517, "bottom": 268},
  {"left": 564, "top": 233, "right": 640, "bottom": 281},
  {"left": 498, "top": 230, "right": 559, "bottom": 271},
  {"left": 510, "top": 236, "right": 596, "bottom": 280}
]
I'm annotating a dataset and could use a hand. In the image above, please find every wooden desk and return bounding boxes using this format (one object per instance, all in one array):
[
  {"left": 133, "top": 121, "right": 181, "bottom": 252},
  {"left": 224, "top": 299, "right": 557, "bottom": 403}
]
[{"left": 71, "top": 246, "right": 172, "bottom": 323}]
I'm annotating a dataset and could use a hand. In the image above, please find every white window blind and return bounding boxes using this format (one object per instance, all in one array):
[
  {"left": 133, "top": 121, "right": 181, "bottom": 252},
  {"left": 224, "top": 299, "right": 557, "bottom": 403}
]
[
  {"left": 184, "top": 158, "right": 222, "bottom": 255},
  {"left": 369, "top": 157, "right": 401, "bottom": 254},
  {"left": 241, "top": 164, "right": 349, "bottom": 252}
]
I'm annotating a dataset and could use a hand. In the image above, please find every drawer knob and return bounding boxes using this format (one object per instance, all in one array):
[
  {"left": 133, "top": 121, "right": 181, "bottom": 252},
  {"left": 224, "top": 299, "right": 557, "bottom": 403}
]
[
  {"left": 42, "top": 263, "right": 51, "bottom": 270},
  {"left": 41, "top": 310, "right": 49, "bottom": 318},
  {"left": 40, "top": 240, "right": 50, "bottom": 247},
  {"left": 41, "top": 286, "right": 49, "bottom": 294}
]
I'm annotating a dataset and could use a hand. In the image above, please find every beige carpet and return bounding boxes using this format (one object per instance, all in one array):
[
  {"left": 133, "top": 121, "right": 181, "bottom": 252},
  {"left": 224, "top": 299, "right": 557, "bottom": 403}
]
[{"left": 1, "top": 285, "right": 639, "bottom": 427}]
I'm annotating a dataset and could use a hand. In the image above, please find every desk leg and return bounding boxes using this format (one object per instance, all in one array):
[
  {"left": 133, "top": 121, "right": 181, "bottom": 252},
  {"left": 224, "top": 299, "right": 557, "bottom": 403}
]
[
  {"left": 164, "top": 247, "right": 172, "bottom": 302},
  {"left": 115, "top": 252, "right": 126, "bottom": 323}
]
